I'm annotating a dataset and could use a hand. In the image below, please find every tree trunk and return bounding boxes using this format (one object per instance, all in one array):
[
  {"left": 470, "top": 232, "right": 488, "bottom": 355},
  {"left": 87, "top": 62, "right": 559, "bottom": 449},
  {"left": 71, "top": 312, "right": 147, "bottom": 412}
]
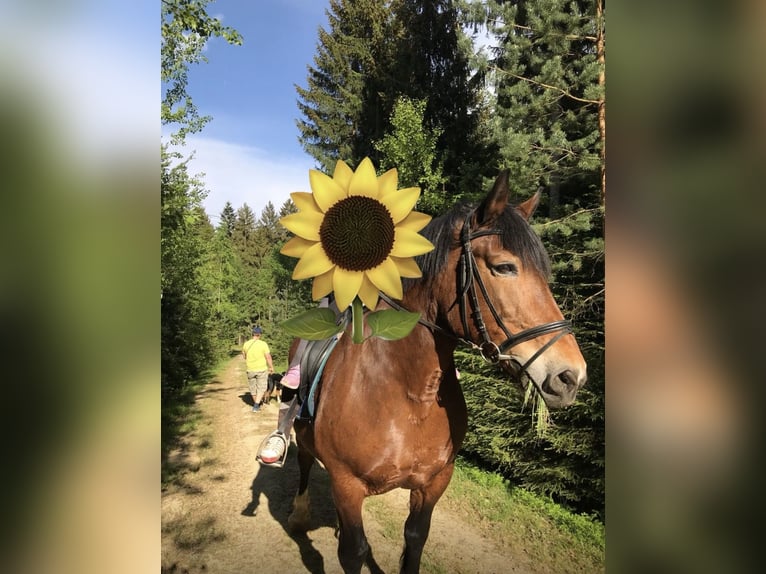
[{"left": 596, "top": 0, "right": 606, "bottom": 206}]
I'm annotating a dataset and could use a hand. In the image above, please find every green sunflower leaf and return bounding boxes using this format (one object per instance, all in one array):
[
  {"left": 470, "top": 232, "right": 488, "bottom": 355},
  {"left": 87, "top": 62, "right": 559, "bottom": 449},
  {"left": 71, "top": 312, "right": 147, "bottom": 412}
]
[
  {"left": 280, "top": 308, "right": 343, "bottom": 340},
  {"left": 366, "top": 309, "right": 421, "bottom": 341}
]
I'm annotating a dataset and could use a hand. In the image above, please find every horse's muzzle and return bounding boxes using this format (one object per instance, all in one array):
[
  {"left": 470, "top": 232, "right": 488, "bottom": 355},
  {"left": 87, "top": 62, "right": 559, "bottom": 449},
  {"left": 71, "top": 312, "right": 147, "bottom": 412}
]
[{"left": 540, "top": 369, "right": 587, "bottom": 408}]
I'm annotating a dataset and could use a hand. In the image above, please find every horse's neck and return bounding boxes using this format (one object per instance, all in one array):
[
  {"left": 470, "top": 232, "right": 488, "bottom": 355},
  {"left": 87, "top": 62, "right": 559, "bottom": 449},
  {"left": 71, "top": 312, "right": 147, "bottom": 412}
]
[{"left": 384, "top": 286, "right": 459, "bottom": 399}]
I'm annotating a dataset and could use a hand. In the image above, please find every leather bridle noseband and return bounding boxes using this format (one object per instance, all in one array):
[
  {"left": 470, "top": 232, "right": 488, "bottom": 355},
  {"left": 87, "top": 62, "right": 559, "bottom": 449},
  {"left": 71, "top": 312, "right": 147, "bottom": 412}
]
[{"left": 380, "top": 209, "right": 571, "bottom": 379}]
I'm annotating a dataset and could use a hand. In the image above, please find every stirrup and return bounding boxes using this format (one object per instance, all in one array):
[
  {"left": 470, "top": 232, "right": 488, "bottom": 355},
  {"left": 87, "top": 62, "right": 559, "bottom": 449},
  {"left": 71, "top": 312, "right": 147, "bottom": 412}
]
[{"left": 256, "top": 430, "right": 288, "bottom": 468}]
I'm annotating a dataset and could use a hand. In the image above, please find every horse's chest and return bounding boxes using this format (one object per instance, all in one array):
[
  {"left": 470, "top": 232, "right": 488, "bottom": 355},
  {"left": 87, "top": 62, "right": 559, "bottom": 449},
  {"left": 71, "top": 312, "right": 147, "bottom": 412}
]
[{"left": 360, "top": 445, "right": 454, "bottom": 493}]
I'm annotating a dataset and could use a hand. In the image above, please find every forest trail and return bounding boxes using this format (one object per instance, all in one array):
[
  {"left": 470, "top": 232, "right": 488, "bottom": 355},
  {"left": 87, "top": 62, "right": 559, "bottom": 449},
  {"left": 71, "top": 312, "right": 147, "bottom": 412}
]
[{"left": 161, "top": 356, "right": 539, "bottom": 574}]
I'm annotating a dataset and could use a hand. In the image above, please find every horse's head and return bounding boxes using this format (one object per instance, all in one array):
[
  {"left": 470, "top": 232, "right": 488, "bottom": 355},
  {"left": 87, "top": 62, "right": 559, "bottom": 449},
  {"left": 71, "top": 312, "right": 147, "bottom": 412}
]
[{"left": 421, "top": 171, "right": 587, "bottom": 408}]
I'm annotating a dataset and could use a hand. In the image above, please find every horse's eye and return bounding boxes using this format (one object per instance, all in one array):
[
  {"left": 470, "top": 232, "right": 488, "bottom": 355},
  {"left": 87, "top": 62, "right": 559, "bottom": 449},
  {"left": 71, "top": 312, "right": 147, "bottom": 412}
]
[{"left": 492, "top": 263, "right": 518, "bottom": 277}]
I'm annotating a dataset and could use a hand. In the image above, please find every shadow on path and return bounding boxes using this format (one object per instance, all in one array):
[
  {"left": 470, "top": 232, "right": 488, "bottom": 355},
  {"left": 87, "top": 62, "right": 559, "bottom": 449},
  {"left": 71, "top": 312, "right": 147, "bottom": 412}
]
[{"left": 242, "top": 444, "right": 338, "bottom": 574}]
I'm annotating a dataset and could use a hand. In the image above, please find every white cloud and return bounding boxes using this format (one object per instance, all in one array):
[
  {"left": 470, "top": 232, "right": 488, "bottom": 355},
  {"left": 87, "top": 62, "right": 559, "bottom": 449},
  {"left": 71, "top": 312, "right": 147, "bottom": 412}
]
[{"left": 180, "top": 136, "right": 317, "bottom": 221}]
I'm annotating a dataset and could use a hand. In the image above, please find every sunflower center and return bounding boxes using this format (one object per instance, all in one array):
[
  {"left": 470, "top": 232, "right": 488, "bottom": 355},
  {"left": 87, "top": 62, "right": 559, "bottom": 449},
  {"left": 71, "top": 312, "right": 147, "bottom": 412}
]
[{"left": 319, "top": 196, "right": 395, "bottom": 271}]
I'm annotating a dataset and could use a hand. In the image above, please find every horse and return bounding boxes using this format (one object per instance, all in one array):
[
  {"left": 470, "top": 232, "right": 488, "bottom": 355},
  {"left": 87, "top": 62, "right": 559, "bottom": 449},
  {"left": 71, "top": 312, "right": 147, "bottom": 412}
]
[{"left": 287, "top": 171, "right": 588, "bottom": 573}]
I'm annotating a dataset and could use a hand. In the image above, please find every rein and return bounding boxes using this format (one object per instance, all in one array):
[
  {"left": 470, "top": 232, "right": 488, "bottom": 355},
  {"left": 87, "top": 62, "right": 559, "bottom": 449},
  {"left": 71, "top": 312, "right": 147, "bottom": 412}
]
[{"left": 381, "top": 209, "right": 572, "bottom": 383}]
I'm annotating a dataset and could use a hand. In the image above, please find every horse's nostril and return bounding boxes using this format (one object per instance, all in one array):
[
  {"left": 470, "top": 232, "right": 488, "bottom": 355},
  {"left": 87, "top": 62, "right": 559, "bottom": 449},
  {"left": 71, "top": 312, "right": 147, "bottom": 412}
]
[{"left": 558, "top": 370, "right": 578, "bottom": 388}]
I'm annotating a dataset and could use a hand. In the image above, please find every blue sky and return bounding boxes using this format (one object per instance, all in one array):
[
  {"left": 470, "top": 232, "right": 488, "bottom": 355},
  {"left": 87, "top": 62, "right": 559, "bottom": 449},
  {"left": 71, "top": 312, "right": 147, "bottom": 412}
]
[{"left": 178, "top": 0, "right": 331, "bottom": 222}]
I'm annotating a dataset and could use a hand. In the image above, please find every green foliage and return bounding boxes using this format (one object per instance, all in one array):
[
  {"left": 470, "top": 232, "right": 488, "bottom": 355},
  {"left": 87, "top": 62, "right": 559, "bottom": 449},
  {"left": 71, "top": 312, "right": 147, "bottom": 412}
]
[
  {"left": 388, "top": 0, "right": 498, "bottom": 198},
  {"left": 296, "top": 0, "right": 392, "bottom": 171},
  {"left": 457, "top": 346, "right": 604, "bottom": 519},
  {"left": 219, "top": 201, "right": 236, "bottom": 236},
  {"left": 374, "top": 96, "right": 448, "bottom": 214},
  {"left": 161, "top": 0, "right": 243, "bottom": 396},
  {"left": 161, "top": 146, "right": 215, "bottom": 393},
  {"left": 480, "top": 0, "right": 604, "bottom": 204},
  {"left": 296, "top": 0, "right": 496, "bottom": 201},
  {"left": 161, "top": 0, "right": 243, "bottom": 144}
]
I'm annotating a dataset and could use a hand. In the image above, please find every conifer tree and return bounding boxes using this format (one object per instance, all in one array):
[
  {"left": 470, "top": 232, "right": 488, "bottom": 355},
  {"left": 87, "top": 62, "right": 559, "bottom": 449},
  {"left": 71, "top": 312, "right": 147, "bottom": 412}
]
[
  {"left": 231, "top": 204, "right": 257, "bottom": 264},
  {"left": 458, "top": 0, "right": 605, "bottom": 517},
  {"left": 219, "top": 201, "right": 236, "bottom": 237},
  {"left": 484, "top": 0, "right": 603, "bottom": 209},
  {"left": 258, "top": 201, "right": 282, "bottom": 245},
  {"left": 390, "top": 0, "right": 496, "bottom": 197},
  {"left": 296, "top": 0, "right": 392, "bottom": 171},
  {"left": 296, "top": 0, "right": 494, "bottom": 197}
]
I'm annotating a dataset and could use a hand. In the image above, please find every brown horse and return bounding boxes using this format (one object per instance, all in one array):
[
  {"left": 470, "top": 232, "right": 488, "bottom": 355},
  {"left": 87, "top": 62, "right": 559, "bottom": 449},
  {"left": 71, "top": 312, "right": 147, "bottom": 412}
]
[{"left": 287, "top": 172, "right": 587, "bottom": 573}]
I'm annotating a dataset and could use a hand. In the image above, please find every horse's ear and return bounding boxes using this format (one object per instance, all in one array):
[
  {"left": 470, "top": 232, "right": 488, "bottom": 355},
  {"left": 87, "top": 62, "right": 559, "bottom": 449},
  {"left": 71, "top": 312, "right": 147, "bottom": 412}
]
[
  {"left": 475, "top": 170, "right": 510, "bottom": 225},
  {"left": 515, "top": 189, "right": 541, "bottom": 221}
]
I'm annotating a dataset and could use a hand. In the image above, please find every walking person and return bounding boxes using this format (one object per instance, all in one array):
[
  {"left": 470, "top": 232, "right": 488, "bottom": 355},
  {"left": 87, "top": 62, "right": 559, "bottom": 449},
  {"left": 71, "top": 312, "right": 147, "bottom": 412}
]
[{"left": 242, "top": 326, "right": 274, "bottom": 412}]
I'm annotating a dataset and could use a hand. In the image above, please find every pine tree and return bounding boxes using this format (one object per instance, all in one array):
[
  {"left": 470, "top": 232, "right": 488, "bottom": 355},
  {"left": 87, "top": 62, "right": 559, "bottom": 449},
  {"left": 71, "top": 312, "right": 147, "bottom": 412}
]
[
  {"left": 231, "top": 204, "right": 258, "bottom": 264},
  {"left": 296, "top": 0, "right": 392, "bottom": 171},
  {"left": 458, "top": 0, "right": 604, "bottom": 518},
  {"left": 390, "top": 0, "right": 496, "bottom": 197},
  {"left": 296, "top": 0, "right": 494, "bottom": 196},
  {"left": 199, "top": 225, "right": 250, "bottom": 354},
  {"left": 485, "top": 0, "right": 603, "bottom": 208},
  {"left": 258, "top": 201, "right": 282, "bottom": 245},
  {"left": 219, "top": 201, "right": 236, "bottom": 237}
]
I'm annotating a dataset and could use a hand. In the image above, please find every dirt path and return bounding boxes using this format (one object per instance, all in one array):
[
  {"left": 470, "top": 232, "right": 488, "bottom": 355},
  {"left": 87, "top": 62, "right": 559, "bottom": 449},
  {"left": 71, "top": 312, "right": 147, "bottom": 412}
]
[{"left": 161, "top": 357, "right": 534, "bottom": 574}]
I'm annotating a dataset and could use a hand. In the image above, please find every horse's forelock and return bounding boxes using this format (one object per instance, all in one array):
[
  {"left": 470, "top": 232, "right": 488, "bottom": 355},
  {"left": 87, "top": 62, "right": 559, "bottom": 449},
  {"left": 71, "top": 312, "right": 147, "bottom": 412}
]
[{"left": 496, "top": 205, "right": 551, "bottom": 278}]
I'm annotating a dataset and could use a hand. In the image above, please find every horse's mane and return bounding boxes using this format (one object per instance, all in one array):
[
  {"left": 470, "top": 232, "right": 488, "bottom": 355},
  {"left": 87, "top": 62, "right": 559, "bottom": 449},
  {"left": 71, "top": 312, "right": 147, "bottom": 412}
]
[{"left": 404, "top": 201, "right": 551, "bottom": 291}]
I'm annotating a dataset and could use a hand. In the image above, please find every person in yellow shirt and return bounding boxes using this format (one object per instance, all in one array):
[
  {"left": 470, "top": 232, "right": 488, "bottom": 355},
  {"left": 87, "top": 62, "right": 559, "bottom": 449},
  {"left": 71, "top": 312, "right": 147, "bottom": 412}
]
[{"left": 242, "top": 326, "right": 274, "bottom": 413}]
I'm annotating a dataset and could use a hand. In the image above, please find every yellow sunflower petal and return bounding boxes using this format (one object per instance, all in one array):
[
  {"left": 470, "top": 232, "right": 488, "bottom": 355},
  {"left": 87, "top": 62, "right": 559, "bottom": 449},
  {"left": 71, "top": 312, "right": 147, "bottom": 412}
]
[
  {"left": 332, "top": 267, "right": 364, "bottom": 310},
  {"left": 391, "top": 228, "right": 435, "bottom": 258},
  {"left": 310, "top": 169, "right": 347, "bottom": 211},
  {"left": 290, "top": 191, "right": 321, "bottom": 214},
  {"left": 348, "top": 157, "right": 380, "bottom": 199},
  {"left": 311, "top": 269, "right": 335, "bottom": 301},
  {"left": 292, "top": 242, "right": 335, "bottom": 280},
  {"left": 333, "top": 160, "right": 354, "bottom": 191},
  {"left": 392, "top": 256, "right": 423, "bottom": 279},
  {"left": 378, "top": 168, "right": 398, "bottom": 196},
  {"left": 380, "top": 186, "right": 421, "bottom": 224},
  {"left": 280, "top": 211, "right": 324, "bottom": 241},
  {"left": 366, "top": 258, "right": 403, "bottom": 300},
  {"left": 358, "top": 276, "right": 380, "bottom": 310},
  {"left": 397, "top": 210, "right": 432, "bottom": 232},
  {"left": 280, "top": 236, "right": 315, "bottom": 258}
]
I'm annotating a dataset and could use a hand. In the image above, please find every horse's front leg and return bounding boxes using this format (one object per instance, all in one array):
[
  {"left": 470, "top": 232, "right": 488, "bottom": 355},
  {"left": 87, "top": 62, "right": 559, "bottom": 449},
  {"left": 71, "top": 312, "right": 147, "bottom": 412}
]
[
  {"left": 400, "top": 462, "right": 455, "bottom": 574},
  {"left": 331, "top": 473, "right": 379, "bottom": 574}
]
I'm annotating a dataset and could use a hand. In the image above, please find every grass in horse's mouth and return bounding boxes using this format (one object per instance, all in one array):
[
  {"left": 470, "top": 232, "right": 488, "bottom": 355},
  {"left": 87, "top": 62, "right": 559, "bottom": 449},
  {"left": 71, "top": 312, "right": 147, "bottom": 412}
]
[{"left": 522, "top": 374, "right": 551, "bottom": 438}]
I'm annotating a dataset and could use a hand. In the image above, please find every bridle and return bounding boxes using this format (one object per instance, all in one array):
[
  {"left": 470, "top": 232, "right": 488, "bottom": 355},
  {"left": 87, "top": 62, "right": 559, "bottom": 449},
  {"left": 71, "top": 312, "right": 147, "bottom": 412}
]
[
  {"left": 455, "top": 210, "right": 571, "bottom": 376},
  {"left": 380, "top": 209, "right": 571, "bottom": 379}
]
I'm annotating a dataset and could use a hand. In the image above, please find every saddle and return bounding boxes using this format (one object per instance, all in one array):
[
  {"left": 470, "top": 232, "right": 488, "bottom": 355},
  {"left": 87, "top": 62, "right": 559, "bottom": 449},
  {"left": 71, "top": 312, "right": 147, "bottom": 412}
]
[{"left": 297, "top": 335, "right": 341, "bottom": 421}]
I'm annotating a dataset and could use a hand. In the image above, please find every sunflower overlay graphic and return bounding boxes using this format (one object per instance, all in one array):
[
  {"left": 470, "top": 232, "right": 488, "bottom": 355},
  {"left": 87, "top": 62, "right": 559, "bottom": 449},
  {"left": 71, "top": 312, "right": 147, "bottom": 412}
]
[{"left": 279, "top": 157, "right": 434, "bottom": 342}]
